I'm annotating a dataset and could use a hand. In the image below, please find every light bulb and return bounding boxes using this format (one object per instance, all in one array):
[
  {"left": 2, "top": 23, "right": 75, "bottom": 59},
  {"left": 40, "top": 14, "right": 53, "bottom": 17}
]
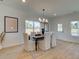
[
  {"left": 43, "top": 18, "right": 45, "bottom": 22},
  {"left": 22, "top": 0, "right": 26, "bottom": 3},
  {"left": 46, "top": 19, "right": 48, "bottom": 23},
  {"left": 39, "top": 18, "right": 42, "bottom": 22},
  {"left": 53, "top": 13, "right": 56, "bottom": 16}
]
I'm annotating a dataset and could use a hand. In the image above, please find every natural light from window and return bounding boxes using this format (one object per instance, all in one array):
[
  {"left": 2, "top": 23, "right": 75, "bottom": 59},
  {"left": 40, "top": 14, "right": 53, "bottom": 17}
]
[
  {"left": 71, "top": 21, "right": 79, "bottom": 36},
  {"left": 25, "top": 20, "right": 40, "bottom": 35},
  {"left": 57, "top": 24, "right": 63, "bottom": 32}
]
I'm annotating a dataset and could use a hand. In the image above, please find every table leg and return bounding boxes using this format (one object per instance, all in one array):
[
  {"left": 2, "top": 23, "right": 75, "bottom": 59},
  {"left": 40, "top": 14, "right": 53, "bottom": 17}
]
[{"left": 35, "top": 40, "right": 37, "bottom": 51}]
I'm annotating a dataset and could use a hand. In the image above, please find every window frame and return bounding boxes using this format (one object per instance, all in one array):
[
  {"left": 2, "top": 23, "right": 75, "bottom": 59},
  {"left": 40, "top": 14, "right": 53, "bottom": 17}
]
[
  {"left": 57, "top": 24, "right": 63, "bottom": 32},
  {"left": 71, "top": 21, "right": 79, "bottom": 36},
  {"left": 25, "top": 20, "right": 40, "bottom": 35}
]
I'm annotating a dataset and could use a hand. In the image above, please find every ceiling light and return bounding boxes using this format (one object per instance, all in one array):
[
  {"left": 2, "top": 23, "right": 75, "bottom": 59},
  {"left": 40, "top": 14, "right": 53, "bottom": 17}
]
[
  {"left": 39, "top": 18, "right": 42, "bottom": 22},
  {"left": 45, "top": 19, "right": 48, "bottom": 23},
  {"left": 43, "top": 18, "right": 45, "bottom": 22},
  {"left": 39, "top": 9, "right": 48, "bottom": 31},
  {"left": 22, "top": 0, "right": 26, "bottom": 3},
  {"left": 39, "top": 9, "right": 48, "bottom": 23},
  {"left": 53, "top": 13, "right": 56, "bottom": 16}
]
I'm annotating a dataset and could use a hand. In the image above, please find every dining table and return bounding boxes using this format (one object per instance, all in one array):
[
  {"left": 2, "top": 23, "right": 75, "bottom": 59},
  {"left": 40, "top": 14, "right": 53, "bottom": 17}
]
[{"left": 32, "top": 35, "right": 44, "bottom": 51}]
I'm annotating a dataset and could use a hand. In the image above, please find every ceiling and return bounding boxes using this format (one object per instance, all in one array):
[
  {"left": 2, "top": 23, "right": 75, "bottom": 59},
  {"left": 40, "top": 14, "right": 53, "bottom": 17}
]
[{"left": 1, "top": 0, "right": 79, "bottom": 18}]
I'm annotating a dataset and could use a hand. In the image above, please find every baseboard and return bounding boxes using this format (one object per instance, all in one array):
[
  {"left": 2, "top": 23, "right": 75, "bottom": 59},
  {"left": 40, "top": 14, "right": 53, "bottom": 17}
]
[
  {"left": 57, "top": 39, "right": 79, "bottom": 44},
  {"left": 2, "top": 42, "right": 24, "bottom": 49}
]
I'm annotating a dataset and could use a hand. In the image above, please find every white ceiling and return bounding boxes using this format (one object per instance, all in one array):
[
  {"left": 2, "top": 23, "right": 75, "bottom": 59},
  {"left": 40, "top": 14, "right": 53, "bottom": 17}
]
[{"left": 1, "top": 0, "right": 79, "bottom": 18}]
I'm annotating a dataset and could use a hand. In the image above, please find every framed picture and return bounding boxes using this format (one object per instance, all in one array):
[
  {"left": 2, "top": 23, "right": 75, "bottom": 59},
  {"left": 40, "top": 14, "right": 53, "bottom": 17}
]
[{"left": 4, "top": 16, "right": 18, "bottom": 33}]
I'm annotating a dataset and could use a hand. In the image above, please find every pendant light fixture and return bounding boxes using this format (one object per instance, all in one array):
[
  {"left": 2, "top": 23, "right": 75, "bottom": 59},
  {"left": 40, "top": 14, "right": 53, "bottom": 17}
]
[
  {"left": 39, "top": 9, "right": 49, "bottom": 33},
  {"left": 39, "top": 9, "right": 48, "bottom": 23},
  {"left": 22, "top": 0, "right": 26, "bottom": 3}
]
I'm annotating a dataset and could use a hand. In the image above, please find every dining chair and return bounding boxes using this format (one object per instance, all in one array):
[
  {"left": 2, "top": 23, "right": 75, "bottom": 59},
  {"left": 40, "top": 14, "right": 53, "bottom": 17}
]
[
  {"left": 24, "top": 33, "right": 35, "bottom": 51},
  {"left": 0, "top": 32, "right": 5, "bottom": 44},
  {"left": 38, "top": 32, "right": 51, "bottom": 51}
]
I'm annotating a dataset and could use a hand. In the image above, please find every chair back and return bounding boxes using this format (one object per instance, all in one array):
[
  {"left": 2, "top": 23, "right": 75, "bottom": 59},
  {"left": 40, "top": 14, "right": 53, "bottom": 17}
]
[
  {"left": 30, "top": 32, "right": 36, "bottom": 36},
  {"left": 23, "top": 33, "right": 28, "bottom": 40},
  {"left": 0, "top": 32, "right": 5, "bottom": 44},
  {"left": 30, "top": 32, "right": 36, "bottom": 41}
]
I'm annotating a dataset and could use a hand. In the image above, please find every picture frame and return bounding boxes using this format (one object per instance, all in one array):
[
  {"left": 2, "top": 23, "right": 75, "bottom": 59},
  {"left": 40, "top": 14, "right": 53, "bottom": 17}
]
[{"left": 4, "top": 16, "right": 18, "bottom": 33}]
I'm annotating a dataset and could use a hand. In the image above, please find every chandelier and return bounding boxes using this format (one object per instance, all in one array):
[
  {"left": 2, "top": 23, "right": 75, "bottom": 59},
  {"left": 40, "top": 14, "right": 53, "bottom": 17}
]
[
  {"left": 39, "top": 9, "right": 48, "bottom": 23},
  {"left": 22, "top": 0, "right": 26, "bottom": 3}
]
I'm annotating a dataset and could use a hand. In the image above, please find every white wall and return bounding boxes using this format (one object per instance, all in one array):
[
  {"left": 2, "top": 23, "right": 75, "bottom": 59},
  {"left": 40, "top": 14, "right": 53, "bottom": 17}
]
[
  {"left": 0, "top": 4, "right": 28, "bottom": 48},
  {"left": 48, "top": 18, "right": 54, "bottom": 32},
  {"left": 0, "top": 4, "right": 51, "bottom": 48},
  {"left": 50, "top": 12, "right": 79, "bottom": 43}
]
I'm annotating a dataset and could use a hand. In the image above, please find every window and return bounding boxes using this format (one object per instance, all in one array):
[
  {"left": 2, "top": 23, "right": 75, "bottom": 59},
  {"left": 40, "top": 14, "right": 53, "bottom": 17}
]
[
  {"left": 25, "top": 20, "right": 40, "bottom": 35},
  {"left": 34, "top": 21, "right": 40, "bottom": 32},
  {"left": 71, "top": 21, "right": 79, "bottom": 36},
  {"left": 57, "top": 24, "right": 63, "bottom": 32}
]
